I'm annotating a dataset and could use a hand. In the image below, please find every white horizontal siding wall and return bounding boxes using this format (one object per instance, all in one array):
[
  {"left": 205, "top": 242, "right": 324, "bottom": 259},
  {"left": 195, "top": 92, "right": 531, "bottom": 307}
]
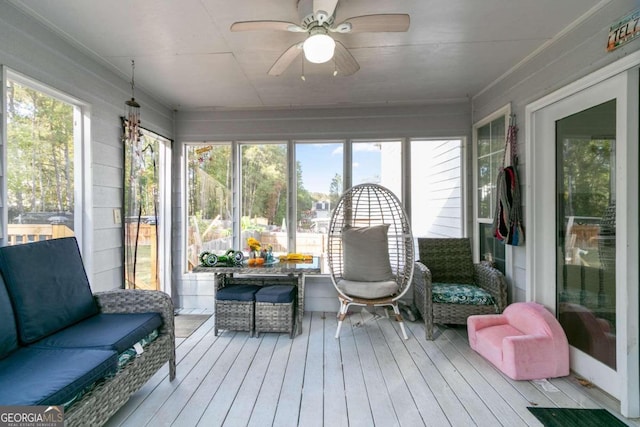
[
  {"left": 0, "top": 2, "right": 174, "bottom": 292},
  {"left": 426, "top": 140, "right": 464, "bottom": 238},
  {"left": 410, "top": 138, "right": 464, "bottom": 239},
  {"left": 472, "top": 0, "right": 640, "bottom": 302}
]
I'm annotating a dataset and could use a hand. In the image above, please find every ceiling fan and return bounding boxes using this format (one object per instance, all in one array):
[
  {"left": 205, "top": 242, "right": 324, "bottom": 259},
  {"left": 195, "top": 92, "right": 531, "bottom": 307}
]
[{"left": 230, "top": 0, "right": 410, "bottom": 76}]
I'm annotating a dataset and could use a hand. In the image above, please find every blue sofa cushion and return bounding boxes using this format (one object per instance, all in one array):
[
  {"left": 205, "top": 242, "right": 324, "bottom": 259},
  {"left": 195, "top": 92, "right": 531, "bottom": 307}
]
[
  {"left": 34, "top": 313, "right": 163, "bottom": 354},
  {"left": 0, "top": 275, "right": 18, "bottom": 360},
  {"left": 0, "top": 346, "right": 117, "bottom": 405},
  {"left": 255, "top": 285, "right": 296, "bottom": 303},
  {"left": 216, "top": 285, "right": 260, "bottom": 301},
  {"left": 0, "top": 237, "right": 99, "bottom": 344}
]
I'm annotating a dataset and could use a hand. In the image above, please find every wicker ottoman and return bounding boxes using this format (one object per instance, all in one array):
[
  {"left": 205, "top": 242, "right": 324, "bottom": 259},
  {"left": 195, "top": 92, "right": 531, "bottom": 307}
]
[
  {"left": 255, "top": 285, "right": 296, "bottom": 338},
  {"left": 215, "top": 284, "right": 260, "bottom": 336}
]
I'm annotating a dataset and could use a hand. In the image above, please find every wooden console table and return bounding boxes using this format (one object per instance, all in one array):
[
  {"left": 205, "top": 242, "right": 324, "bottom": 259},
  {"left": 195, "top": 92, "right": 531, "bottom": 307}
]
[{"left": 193, "top": 258, "right": 321, "bottom": 335}]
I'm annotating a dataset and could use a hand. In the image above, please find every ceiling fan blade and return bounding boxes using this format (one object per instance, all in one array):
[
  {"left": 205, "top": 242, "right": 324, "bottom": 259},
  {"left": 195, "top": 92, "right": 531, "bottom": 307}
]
[
  {"left": 313, "top": 0, "right": 339, "bottom": 23},
  {"left": 333, "top": 14, "right": 410, "bottom": 33},
  {"left": 268, "top": 43, "right": 304, "bottom": 76},
  {"left": 333, "top": 41, "right": 359, "bottom": 76},
  {"left": 231, "top": 21, "right": 305, "bottom": 33}
]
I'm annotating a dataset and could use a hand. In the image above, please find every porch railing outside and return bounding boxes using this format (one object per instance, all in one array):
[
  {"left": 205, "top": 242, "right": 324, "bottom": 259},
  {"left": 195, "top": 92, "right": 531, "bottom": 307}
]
[{"left": 7, "top": 223, "right": 74, "bottom": 245}]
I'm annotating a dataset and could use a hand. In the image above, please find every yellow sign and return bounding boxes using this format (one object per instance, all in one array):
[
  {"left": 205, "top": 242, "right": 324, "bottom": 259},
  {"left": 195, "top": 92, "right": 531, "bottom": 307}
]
[
  {"left": 607, "top": 8, "right": 640, "bottom": 52},
  {"left": 195, "top": 145, "right": 213, "bottom": 155}
]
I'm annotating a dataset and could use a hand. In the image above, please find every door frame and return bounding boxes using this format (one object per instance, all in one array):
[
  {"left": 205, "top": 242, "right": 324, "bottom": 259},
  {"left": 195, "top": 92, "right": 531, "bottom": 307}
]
[
  {"left": 158, "top": 135, "right": 172, "bottom": 296},
  {"left": 525, "top": 52, "right": 640, "bottom": 417},
  {"left": 123, "top": 127, "right": 172, "bottom": 294}
]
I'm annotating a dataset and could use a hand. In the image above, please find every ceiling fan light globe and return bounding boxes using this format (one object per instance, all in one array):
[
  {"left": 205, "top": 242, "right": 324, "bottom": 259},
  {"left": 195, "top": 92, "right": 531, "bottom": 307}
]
[{"left": 303, "top": 33, "right": 335, "bottom": 63}]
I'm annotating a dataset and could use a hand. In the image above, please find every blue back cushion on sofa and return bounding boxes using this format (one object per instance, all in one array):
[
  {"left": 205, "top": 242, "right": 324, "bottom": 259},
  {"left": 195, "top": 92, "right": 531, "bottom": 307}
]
[
  {"left": 0, "top": 275, "right": 18, "bottom": 359},
  {"left": 0, "top": 237, "right": 99, "bottom": 344}
]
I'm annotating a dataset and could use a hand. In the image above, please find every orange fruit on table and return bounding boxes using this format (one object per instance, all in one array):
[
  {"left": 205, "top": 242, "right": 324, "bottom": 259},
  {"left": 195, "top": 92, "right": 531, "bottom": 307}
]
[
  {"left": 248, "top": 258, "right": 256, "bottom": 266},
  {"left": 256, "top": 258, "right": 265, "bottom": 265}
]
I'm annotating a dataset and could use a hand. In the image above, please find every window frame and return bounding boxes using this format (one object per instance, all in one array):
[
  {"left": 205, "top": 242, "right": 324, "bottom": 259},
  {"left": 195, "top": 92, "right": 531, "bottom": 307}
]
[
  {"left": 472, "top": 104, "right": 510, "bottom": 265},
  {"left": 237, "top": 139, "right": 289, "bottom": 251},
  {"left": 2, "top": 67, "right": 91, "bottom": 266},
  {"left": 350, "top": 138, "right": 404, "bottom": 199},
  {"left": 293, "top": 139, "right": 345, "bottom": 254},
  {"left": 182, "top": 136, "right": 468, "bottom": 273}
]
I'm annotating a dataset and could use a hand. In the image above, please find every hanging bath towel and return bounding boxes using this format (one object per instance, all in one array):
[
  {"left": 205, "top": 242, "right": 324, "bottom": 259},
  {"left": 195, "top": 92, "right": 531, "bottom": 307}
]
[{"left": 493, "top": 115, "right": 525, "bottom": 246}]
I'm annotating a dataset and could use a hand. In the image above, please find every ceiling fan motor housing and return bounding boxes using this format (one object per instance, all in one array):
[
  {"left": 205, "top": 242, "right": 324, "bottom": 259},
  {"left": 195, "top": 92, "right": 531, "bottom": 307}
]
[{"left": 298, "top": 0, "right": 335, "bottom": 29}]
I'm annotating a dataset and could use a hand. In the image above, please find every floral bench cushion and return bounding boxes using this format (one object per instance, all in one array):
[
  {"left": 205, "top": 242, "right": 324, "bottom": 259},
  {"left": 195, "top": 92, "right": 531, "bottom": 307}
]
[{"left": 432, "top": 283, "right": 496, "bottom": 306}]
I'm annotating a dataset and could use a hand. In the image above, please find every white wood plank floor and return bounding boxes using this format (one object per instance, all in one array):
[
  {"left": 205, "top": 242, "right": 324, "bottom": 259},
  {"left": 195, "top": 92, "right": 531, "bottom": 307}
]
[{"left": 105, "top": 309, "right": 640, "bottom": 427}]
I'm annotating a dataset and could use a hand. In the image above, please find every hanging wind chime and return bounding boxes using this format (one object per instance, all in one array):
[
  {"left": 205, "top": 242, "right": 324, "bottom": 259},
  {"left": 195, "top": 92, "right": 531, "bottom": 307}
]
[{"left": 125, "top": 59, "right": 141, "bottom": 144}]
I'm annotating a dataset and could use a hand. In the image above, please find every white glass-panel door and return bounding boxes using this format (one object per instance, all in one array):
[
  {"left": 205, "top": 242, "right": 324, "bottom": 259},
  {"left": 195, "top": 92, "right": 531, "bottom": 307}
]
[
  {"left": 555, "top": 99, "right": 616, "bottom": 370},
  {"left": 124, "top": 128, "right": 171, "bottom": 292},
  {"left": 530, "top": 70, "right": 639, "bottom": 415}
]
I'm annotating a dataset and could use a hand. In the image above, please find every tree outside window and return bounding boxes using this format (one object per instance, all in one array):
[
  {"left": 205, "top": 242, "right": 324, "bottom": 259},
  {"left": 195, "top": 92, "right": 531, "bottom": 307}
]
[{"left": 6, "top": 79, "right": 75, "bottom": 245}]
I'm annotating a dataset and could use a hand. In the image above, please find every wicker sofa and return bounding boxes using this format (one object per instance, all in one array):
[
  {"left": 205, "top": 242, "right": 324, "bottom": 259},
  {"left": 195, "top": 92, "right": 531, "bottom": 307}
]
[
  {"left": 0, "top": 237, "right": 176, "bottom": 426},
  {"left": 413, "top": 238, "right": 507, "bottom": 340}
]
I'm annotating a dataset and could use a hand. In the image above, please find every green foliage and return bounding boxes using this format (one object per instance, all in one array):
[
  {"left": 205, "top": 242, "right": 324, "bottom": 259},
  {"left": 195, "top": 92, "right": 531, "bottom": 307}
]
[
  {"left": 188, "top": 145, "right": 232, "bottom": 220},
  {"left": 329, "top": 173, "right": 343, "bottom": 210},
  {"left": 125, "top": 130, "right": 160, "bottom": 218},
  {"left": 241, "top": 144, "right": 287, "bottom": 224},
  {"left": 297, "top": 161, "right": 314, "bottom": 223},
  {"left": 6, "top": 80, "right": 74, "bottom": 219},
  {"left": 188, "top": 143, "right": 324, "bottom": 230},
  {"left": 241, "top": 216, "right": 264, "bottom": 232},
  {"left": 560, "top": 138, "right": 613, "bottom": 218}
]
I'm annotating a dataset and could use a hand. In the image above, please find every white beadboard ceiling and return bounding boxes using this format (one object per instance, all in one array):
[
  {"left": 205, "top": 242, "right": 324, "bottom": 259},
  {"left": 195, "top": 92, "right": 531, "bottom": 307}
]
[{"left": 9, "top": 0, "right": 605, "bottom": 111}]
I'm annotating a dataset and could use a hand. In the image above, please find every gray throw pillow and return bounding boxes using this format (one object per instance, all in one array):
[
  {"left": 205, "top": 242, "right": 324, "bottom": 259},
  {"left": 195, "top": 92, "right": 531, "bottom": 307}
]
[{"left": 342, "top": 224, "right": 393, "bottom": 282}]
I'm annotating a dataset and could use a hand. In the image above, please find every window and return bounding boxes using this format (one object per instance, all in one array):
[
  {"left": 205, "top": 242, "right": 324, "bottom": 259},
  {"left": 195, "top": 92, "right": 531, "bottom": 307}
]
[
  {"left": 185, "top": 143, "right": 232, "bottom": 269},
  {"left": 295, "top": 141, "right": 343, "bottom": 257},
  {"left": 473, "top": 106, "right": 509, "bottom": 271},
  {"left": 5, "top": 74, "right": 84, "bottom": 247},
  {"left": 240, "top": 141, "right": 288, "bottom": 253},
  {"left": 184, "top": 137, "right": 466, "bottom": 273},
  {"left": 352, "top": 140, "right": 402, "bottom": 198}
]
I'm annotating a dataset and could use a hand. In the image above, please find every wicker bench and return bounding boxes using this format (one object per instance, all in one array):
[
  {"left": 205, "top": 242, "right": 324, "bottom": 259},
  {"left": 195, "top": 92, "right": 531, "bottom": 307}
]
[
  {"left": 0, "top": 238, "right": 176, "bottom": 427},
  {"left": 215, "top": 284, "right": 260, "bottom": 336},
  {"left": 67, "top": 289, "right": 176, "bottom": 426},
  {"left": 215, "top": 280, "right": 297, "bottom": 338},
  {"left": 255, "top": 285, "right": 296, "bottom": 338}
]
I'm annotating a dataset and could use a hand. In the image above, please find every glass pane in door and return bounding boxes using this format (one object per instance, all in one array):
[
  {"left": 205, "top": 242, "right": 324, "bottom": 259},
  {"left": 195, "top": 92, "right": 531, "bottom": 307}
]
[
  {"left": 124, "top": 128, "right": 168, "bottom": 290},
  {"left": 556, "top": 99, "right": 616, "bottom": 369}
]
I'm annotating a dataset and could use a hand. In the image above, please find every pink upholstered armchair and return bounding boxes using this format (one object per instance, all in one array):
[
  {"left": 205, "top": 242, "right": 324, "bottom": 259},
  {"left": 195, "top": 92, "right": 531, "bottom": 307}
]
[{"left": 467, "top": 302, "right": 569, "bottom": 380}]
